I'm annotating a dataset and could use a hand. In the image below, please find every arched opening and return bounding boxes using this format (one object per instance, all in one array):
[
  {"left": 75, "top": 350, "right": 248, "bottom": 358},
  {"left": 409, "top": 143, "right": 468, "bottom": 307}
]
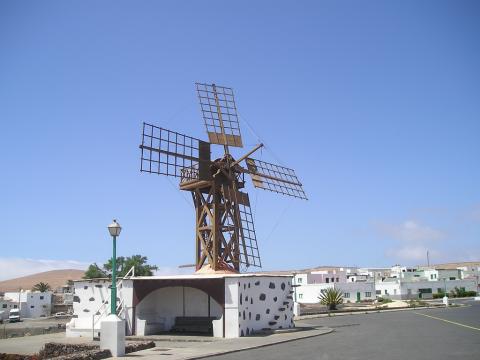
[{"left": 135, "top": 286, "right": 223, "bottom": 336}]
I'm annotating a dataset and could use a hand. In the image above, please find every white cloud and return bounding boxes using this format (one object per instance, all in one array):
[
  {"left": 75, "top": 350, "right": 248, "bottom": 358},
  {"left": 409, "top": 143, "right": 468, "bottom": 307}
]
[
  {"left": 154, "top": 266, "right": 193, "bottom": 276},
  {"left": 0, "top": 258, "right": 89, "bottom": 281},
  {"left": 386, "top": 246, "right": 440, "bottom": 262},
  {"left": 375, "top": 220, "right": 446, "bottom": 263},
  {"left": 0, "top": 259, "right": 199, "bottom": 281},
  {"left": 375, "top": 220, "right": 445, "bottom": 242}
]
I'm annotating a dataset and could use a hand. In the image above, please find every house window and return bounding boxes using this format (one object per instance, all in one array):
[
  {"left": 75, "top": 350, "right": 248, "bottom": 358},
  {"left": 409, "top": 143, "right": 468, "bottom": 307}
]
[
  {"left": 13, "top": 305, "right": 18, "bottom": 308},
  {"left": 351, "top": 278, "right": 354, "bottom": 282},
  {"left": 394, "top": 289, "right": 397, "bottom": 295},
  {"left": 376, "top": 290, "right": 381, "bottom": 295},
  {"left": 384, "top": 290, "right": 388, "bottom": 295},
  {"left": 365, "top": 292, "right": 371, "bottom": 297},
  {"left": 430, "top": 275, "right": 434, "bottom": 280},
  {"left": 298, "top": 278, "right": 303, "bottom": 284},
  {"left": 331, "top": 278, "right": 334, "bottom": 283},
  {"left": 30, "top": 305, "right": 34, "bottom": 308},
  {"left": 298, "top": 293, "right": 303, "bottom": 299},
  {"left": 449, "top": 277, "right": 455, "bottom": 280},
  {"left": 40, "top": 296, "right": 44, "bottom": 300},
  {"left": 2, "top": 304, "right": 6, "bottom": 308},
  {"left": 336, "top": 278, "right": 339, "bottom": 282},
  {"left": 344, "top": 293, "right": 350, "bottom": 298},
  {"left": 326, "top": 278, "right": 329, "bottom": 283}
]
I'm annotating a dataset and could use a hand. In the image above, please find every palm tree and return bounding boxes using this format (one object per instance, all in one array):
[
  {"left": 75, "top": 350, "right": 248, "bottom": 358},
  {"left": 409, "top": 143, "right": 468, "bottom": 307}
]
[
  {"left": 318, "top": 287, "right": 344, "bottom": 310},
  {"left": 32, "top": 282, "right": 52, "bottom": 292}
]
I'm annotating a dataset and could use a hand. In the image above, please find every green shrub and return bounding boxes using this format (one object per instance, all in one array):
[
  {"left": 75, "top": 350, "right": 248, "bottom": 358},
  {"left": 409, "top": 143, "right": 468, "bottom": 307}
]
[
  {"left": 318, "top": 288, "right": 344, "bottom": 310},
  {"left": 377, "top": 297, "right": 392, "bottom": 304}
]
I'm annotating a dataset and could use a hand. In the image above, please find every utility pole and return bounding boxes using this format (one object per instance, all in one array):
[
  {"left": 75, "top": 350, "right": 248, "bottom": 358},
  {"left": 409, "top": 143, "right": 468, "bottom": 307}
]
[{"left": 427, "top": 250, "right": 430, "bottom": 267}]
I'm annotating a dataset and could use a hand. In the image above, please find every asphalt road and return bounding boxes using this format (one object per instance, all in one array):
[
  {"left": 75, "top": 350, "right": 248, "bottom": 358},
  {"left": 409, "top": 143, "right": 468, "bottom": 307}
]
[{"left": 211, "top": 300, "right": 480, "bottom": 360}]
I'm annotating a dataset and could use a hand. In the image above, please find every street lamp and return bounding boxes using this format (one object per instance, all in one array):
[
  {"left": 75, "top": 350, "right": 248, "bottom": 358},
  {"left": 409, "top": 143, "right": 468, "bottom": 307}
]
[
  {"left": 108, "top": 219, "right": 122, "bottom": 315},
  {"left": 101, "top": 219, "right": 125, "bottom": 357}
]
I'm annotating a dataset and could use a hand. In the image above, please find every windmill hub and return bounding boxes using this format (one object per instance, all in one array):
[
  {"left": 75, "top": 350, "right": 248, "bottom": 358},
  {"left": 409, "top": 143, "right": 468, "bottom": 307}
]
[{"left": 139, "top": 82, "right": 307, "bottom": 273}]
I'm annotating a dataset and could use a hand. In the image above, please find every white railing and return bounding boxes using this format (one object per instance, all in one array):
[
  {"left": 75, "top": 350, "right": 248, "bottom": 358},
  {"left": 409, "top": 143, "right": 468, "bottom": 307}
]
[{"left": 91, "top": 266, "right": 135, "bottom": 339}]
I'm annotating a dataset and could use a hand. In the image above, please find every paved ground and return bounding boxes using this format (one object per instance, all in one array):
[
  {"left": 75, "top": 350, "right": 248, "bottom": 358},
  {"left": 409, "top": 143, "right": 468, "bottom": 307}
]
[
  {"left": 1, "top": 301, "right": 478, "bottom": 359},
  {"left": 0, "top": 332, "right": 93, "bottom": 355},
  {"left": 209, "top": 299, "right": 480, "bottom": 360}
]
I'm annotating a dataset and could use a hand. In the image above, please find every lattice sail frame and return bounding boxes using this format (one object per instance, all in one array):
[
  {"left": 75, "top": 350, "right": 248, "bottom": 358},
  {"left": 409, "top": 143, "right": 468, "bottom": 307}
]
[
  {"left": 195, "top": 82, "right": 243, "bottom": 148},
  {"left": 140, "top": 122, "right": 211, "bottom": 180},
  {"left": 245, "top": 158, "right": 307, "bottom": 200}
]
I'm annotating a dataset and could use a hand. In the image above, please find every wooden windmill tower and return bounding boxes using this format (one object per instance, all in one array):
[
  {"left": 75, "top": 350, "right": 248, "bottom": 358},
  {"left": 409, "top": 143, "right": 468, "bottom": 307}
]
[{"left": 139, "top": 83, "right": 307, "bottom": 273}]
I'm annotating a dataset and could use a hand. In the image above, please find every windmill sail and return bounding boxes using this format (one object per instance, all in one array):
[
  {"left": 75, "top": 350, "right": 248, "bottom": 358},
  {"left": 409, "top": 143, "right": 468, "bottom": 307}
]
[
  {"left": 238, "top": 199, "right": 261, "bottom": 268},
  {"left": 140, "top": 122, "right": 211, "bottom": 180},
  {"left": 245, "top": 158, "right": 307, "bottom": 200},
  {"left": 195, "top": 82, "right": 243, "bottom": 148}
]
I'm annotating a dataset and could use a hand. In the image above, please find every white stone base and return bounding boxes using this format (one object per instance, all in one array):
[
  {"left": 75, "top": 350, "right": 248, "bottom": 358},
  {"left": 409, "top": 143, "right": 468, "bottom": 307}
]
[
  {"left": 293, "top": 302, "right": 301, "bottom": 317},
  {"left": 100, "top": 314, "right": 125, "bottom": 357},
  {"left": 442, "top": 296, "right": 449, "bottom": 306}
]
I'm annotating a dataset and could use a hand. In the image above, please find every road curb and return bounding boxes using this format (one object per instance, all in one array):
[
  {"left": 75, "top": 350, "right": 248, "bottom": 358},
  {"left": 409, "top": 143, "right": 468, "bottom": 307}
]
[
  {"left": 183, "top": 327, "right": 334, "bottom": 360},
  {"left": 295, "top": 304, "right": 470, "bottom": 320}
]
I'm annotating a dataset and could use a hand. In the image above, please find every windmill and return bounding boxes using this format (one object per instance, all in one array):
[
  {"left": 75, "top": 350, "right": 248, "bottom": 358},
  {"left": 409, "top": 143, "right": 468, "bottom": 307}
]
[{"left": 139, "top": 83, "right": 307, "bottom": 273}]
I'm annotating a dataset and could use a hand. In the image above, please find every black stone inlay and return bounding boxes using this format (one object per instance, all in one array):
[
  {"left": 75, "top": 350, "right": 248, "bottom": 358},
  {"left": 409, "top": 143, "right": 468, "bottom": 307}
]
[
  {"left": 254, "top": 281, "right": 260, "bottom": 286},
  {"left": 239, "top": 312, "right": 241, "bottom": 318},
  {"left": 273, "top": 296, "right": 278, "bottom": 302},
  {"left": 279, "top": 307, "right": 285, "bottom": 311},
  {"left": 244, "top": 284, "right": 246, "bottom": 290},
  {"left": 285, "top": 314, "right": 287, "bottom": 320},
  {"left": 249, "top": 312, "right": 251, "bottom": 320},
  {"left": 241, "top": 329, "right": 244, "bottom": 337},
  {"left": 240, "top": 293, "right": 243, "bottom": 305},
  {"left": 83, "top": 309, "right": 90, "bottom": 312},
  {"left": 266, "top": 308, "right": 270, "bottom": 314},
  {"left": 243, "top": 310, "right": 245, "bottom": 320},
  {"left": 286, "top": 295, "right": 293, "bottom": 300},
  {"left": 250, "top": 298, "right": 253, "bottom": 305},
  {"left": 269, "top": 321, "right": 277, "bottom": 326},
  {"left": 95, "top": 284, "right": 103, "bottom": 288},
  {"left": 245, "top": 295, "right": 248, "bottom": 301},
  {"left": 259, "top": 293, "right": 266, "bottom": 301},
  {"left": 283, "top": 301, "right": 289, "bottom": 305},
  {"left": 248, "top": 283, "right": 251, "bottom": 288},
  {"left": 256, "top": 314, "right": 260, "bottom": 321},
  {"left": 281, "top": 282, "right": 285, "bottom": 290},
  {"left": 73, "top": 296, "right": 80, "bottom": 303},
  {"left": 274, "top": 315, "right": 279, "bottom": 320},
  {"left": 246, "top": 328, "right": 250, "bottom": 335},
  {"left": 83, "top": 286, "right": 88, "bottom": 290},
  {"left": 89, "top": 297, "right": 95, "bottom": 302},
  {"left": 269, "top": 282, "right": 275, "bottom": 289}
]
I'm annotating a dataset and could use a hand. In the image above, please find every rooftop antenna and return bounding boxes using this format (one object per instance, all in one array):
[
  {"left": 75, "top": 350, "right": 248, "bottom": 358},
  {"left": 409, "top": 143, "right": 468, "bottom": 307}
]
[{"left": 139, "top": 83, "right": 307, "bottom": 272}]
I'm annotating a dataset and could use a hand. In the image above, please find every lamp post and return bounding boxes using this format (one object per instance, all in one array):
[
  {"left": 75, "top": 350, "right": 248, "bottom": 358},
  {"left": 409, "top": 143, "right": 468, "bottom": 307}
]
[
  {"left": 101, "top": 219, "right": 125, "bottom": 357},
  {"left": 108, "top": 220, "right": 122, "bottom": 315}
]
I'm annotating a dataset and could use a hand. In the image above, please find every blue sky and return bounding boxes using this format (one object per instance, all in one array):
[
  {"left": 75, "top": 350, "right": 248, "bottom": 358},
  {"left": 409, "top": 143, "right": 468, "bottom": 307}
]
[{"left": 1, "top": 0, "right": 479, "bottom": 279}]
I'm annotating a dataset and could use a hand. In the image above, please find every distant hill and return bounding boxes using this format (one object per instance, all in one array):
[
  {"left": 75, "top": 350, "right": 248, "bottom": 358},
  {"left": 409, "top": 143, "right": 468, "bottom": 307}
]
[{"left": 0, "top": 269, "right": 85, "bottom": 293}]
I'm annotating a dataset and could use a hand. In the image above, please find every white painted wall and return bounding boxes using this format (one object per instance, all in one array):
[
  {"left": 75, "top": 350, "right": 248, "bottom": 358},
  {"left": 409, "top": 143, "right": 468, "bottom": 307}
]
[
  {"left": 135, "top": 286, "right": 222, "bottom": 334},
  {"left": 226, "top": 275, "right": 294, "bottom": 337},
  {"left": 67, "top": 278, "right": 133, "bottom": 337},
  {"left": 4, "top": 291, "right": 52, "bottom": 318}
]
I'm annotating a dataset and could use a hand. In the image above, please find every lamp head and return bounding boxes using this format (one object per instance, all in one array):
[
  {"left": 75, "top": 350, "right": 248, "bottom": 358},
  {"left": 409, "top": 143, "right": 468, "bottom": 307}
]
[{"left": 108, "top": 219, "right": 122, "bottom": 237}]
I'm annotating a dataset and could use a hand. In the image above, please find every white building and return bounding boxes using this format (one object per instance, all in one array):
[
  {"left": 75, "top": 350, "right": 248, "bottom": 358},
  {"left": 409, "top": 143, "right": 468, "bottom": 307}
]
[
  {"left": 0, "top": 297, "right": 18, "bottom": 321},
  {"left": 3, "top": 291, "right": 52, "bottom": 318},
  {"left": 293, "top": 269, "right": 375, "bottom": 304},
  {"left": 67, "top": 273, "right": 295, "bottom": 339},
  {"left": 375, "top": 277, "right": 477, "bottom": 300}
]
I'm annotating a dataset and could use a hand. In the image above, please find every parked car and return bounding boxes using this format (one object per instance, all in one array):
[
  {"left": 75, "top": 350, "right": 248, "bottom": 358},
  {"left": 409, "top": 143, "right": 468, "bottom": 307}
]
[
  {"left": 55, "top": 312, "right": 69, "bottom": 318},
  {"left": 9, "top": 308, "right": 21, "bottom": 322}
]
